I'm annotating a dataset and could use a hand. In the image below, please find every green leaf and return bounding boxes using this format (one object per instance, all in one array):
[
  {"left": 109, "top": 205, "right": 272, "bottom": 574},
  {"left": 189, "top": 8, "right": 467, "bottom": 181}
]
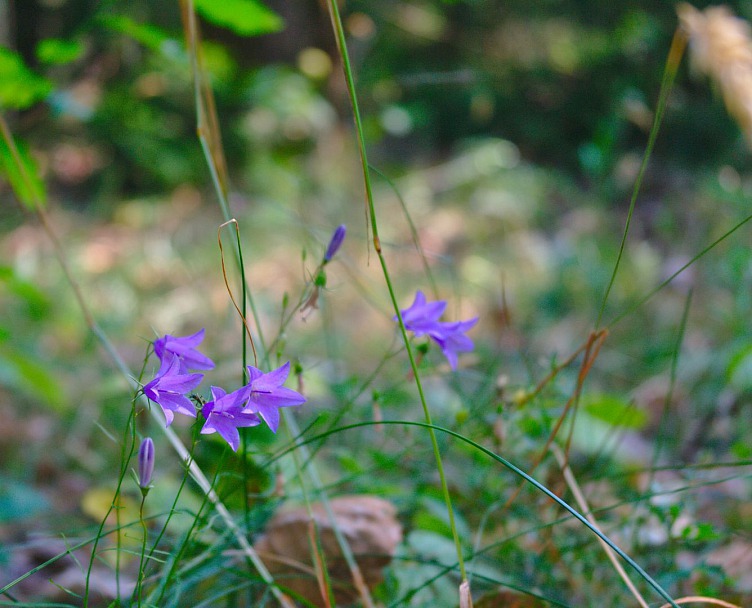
[
  {"left": 0, "top": 47, "right": 53, "bottom": 109},
  {"left": 36, "top": 38, "right": 85, "bottom": 65},
  {"left": 0, "top": 349, "right": 65, "bottom": 411},
  {"left": 193, "top": 0, "right": 283, "bottom": 36},
  {"left": 0, "top": 265, "right": 51, "bottom": 319},
  {"left": 0, "top": 134, "right": 47, "bottom": 209},
  {"left": 582, "top": 393, "right": 647, "bottom": 430},
  {"left": 727, "top": 344, "right": 752, "bottom": 392},
  {"left": 98, "top": 15, "right": 172, "bottom": 53}
]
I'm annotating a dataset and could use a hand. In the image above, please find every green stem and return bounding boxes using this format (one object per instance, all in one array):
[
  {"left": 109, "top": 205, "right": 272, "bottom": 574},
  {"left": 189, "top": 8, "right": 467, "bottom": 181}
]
[
  {"left": 371, "top": 165, "right": 440, "bottom": 300},
  {"left": 596, "top": 30, "right": 686, "bottom": 329},
  {"left": 136, "top": 495, "right": 148, "bottom": 606},
  {"left": 83, "top": 398, "right": 139, "bottom": 606},
  {"left": 272, "top": 419, "right": 680, "bottom": 608},
  {"left": 325, "top": 0, "right": 468, "bottom": 582}
]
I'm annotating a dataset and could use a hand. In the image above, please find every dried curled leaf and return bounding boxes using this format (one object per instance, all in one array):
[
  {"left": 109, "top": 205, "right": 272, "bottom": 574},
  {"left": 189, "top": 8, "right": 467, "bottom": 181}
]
[
  {"left": 677, "top": 3, "right": 752, "bottom": 146},
  {"left": 254, "top": 495, "right": 402, "bottom": 606}
]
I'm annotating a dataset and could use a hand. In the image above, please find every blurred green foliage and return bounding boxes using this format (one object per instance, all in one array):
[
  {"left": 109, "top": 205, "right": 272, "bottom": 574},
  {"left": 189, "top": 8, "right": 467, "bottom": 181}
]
[
  {"left": 2, "top": 2, "right": 752, "bottom": 604},
  {"left": 2, "top": 0, "right": 751, "bottom": 206}
]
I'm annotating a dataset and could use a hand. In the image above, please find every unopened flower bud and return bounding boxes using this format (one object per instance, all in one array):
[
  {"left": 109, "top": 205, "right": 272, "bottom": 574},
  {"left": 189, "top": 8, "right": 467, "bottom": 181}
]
[
  {"left": 323, "top": 224, "right": 346, "bottom": 263},
  {"left": 138, "top": 437, "right": 155, "bottom": 494}
]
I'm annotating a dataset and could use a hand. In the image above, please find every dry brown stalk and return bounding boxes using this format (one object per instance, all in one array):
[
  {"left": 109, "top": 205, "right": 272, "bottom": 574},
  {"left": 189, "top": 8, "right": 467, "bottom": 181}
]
[{"left": 678, "top": 3, "right": 752, "bottom": 145}]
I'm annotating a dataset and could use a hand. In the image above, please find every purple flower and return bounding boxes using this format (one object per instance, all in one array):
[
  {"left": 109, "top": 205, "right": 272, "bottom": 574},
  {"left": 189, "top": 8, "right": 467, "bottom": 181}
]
[
  {"left": 143, "top": 355, "right": 203, "bottom": 426},
  {"left": 397, "top": 290, "right": 478, "bottom": 370},
  {"left": 323, "top": 224, "right": 346, "bottom": 262},
  {"left": 243, "top": 362, "right": 306, "bottom": 433},
  {"left": 154, "top": 329, "right": 215, "bottom": 372},
  {"left": 138, "top": 437, "right": 155, "bottom": 490},
  {"left": 398, "top": 290, "right": 447, "bottom": 336},
  {"left": 431, "top": 318, "right": 479, "bottom": 370},
  {"left": 201, "top": 385, "right": 261, "bottom": 452}
]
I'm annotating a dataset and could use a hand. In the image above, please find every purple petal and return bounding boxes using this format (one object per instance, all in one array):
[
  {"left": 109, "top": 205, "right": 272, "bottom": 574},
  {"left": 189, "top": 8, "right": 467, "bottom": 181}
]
[
  {"left": 202, "top": 416, "right": 242, "bottom": 452},
  {"left": 248, "top": 387, "right": 306, "bottom": 409},
  {"left": 153, "top": 372, "right": 203, "bottom": 394},
  {"left": 323, "top": 224, "right": 347, "bottom": 262},
  {"left": 251, "top": 362, "right": 290, "bottom": 391},
  {"left": 240, "top": 362, "right": 306, "bottom": 433},
  {"left": 171, "top": 328, "right": 205, "bottom": 348},
  {"left": 155, "top": 392, "right": 197, "bottom": 418},
  {"left": 245, "top": 365, "right": 265, "bottom": 384},
  {"left": 430, "top": 317, "right": 478, "bottom": 370},
  {"left": 154, "top": 329, "right": 215, "bottom": 370},
  {"left": 201, "top": 408, "right": 260, "bottom": 451},
  {"left": 405, "top": 300, "right": 446, "bottom": 324},
  {"left": 397, "top": 290, "right": 448, "bottom": 333},
  {"left": 254, "top": 402, "right": 281, "bottom": 433},
  {"left": 138, "top": 437, "right": 155, "bottom": 488}
]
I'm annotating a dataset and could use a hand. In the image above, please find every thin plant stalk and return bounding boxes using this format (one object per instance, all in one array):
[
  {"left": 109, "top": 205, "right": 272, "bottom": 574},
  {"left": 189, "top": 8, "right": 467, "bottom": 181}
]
[
  {"left": 0, "top": 113, "right": 295, "bottom": 608},
  {"left": 324, "top": 0, "right": 469, "bottom": 587},
  {"left": 181, "top": 0, "right": 374, "bottom": 608},
  {"left": 596, "top": 28, "right": 687, "bottom": 329},
  {"left": 136, "top": 495, "right": 148, "bottom": 606},
  {"left": 551, "top": 444, "right": 650, "bottom": 608},
  {"left": 275, "top": 418, "right": 681, "bottom": 608},
  {"left": 291, "top": 445, "right": 336, "bottom": 607},
  {"left": 179, "top": 0, "right": 266, "bottom": 361},
  {"left": 607, "top": 213, "right": 752, "bottom": 328},
  {"left": 179, "top": 2, "right": 377, "bottom": 603},
  {"left": 657, "top": 598, "right": 742, "bottom": 608},
  {"left": 0, "top": 519, "right": 152, "bottom": 597},
  {"left": 370, "top": 165, "right": 440, "bottom": 300},
  {"left": 83, "top": 404, "right": 138, "bottom": 605}
]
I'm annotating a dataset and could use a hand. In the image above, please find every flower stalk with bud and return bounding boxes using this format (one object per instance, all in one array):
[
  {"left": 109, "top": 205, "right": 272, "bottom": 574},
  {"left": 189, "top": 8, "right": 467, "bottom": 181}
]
[{"left": 141, "top": 330, "right": 306, "bottom": 452}]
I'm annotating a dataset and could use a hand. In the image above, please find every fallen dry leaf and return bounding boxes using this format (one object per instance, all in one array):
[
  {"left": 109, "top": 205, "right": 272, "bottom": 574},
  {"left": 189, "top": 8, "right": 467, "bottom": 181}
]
[{"left": 253, "top": 495, "right": 402, "bottom": 606}]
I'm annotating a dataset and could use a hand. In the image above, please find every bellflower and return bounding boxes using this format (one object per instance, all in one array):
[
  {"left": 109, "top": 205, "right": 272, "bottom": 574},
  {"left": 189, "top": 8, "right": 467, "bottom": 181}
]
[
  {"left": 143, "top": 355, "right": 203, "bottom": 425},
  {"left": 397, "top": 290, "right": 478, "bottom": 370},
  {"left": 201, "top": 385, "right": 262, "bottom": 452},
  {"left": 243, "top": 362, "right": 306, "bottom": 433},
  {"left": 398, "top": 290, "right": 447, "bottom": 336},
  {"left": 138, "top": 437, "right": 155, "bottom": 491},
  {"left": 154, "top": 328, "right": 215, "bottom": 372},
  {"left": 431, "top": 318, "right": 479, "bottom": 371},
  {"left": 323, "top": 224, "right": 346, "bottom": 263}
]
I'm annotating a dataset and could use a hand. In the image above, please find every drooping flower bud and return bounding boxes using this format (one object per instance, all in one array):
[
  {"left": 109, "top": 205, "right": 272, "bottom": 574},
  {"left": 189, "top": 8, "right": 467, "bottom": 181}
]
[
  {"left": 323, "top": 224, "right": 346, "bottom": 263},
  {"left": 138, "top": 437, "right": 155, "bottom": 494}
]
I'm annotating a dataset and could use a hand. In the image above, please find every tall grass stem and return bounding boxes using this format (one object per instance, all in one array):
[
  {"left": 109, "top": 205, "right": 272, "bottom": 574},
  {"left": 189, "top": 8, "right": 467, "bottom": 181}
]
[{"left": 325, "top": 0, "right": 469, "bottom": 585}]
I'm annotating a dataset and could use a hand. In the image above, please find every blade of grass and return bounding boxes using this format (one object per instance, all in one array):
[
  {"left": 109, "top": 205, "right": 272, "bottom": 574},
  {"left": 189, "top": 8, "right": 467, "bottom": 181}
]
[
  {"left": 0, "top": 112, "right": 295, "bottom": 608},
  {"left": 179, "top": 3, "right": 373, "bottom": 604},
  {"left": 607, "top": 214, "right": 752, "bottom": 329},
  {"left": 551, "top": 443, "right": 650, "bottom": 608},
  {"left": 275, "top": 418, "right": 681, "bottom": 608},
  {"left": 179, "top": 0, "right": 265, "bottom": 363},
  {"left": 595, "top": 27, "right": 687, "bottom": 329},
  {"left": 324, "top": 0, "right": 470, "bottom": 592},
  {"left": 370, "top": 165, "right": 440, "bottom": 300},
  {"left": 657, "top": 597, "right": 741, "bottom": 608}
]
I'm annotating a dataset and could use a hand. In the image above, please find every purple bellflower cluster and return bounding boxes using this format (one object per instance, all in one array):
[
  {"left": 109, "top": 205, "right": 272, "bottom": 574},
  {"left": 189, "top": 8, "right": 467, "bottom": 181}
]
[
  {"left": 397, "top": 290, "right": 478, "bottom": 370},
  {"left": 142, "top": 329, "right": 306, "bottom": 451}
]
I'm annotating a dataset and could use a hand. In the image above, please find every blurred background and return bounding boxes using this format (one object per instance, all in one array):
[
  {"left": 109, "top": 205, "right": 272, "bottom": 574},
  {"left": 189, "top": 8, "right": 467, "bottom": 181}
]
[{"left": 2, "top": 0, "right": 752, "bottom": 604}]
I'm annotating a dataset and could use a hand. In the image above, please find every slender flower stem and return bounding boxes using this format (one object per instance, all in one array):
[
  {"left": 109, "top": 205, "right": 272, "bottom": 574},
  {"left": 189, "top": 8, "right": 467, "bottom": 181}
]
[
  {"left": 0, "top": 114, "right": 296, "bottom": 608},
  {"left": 136, "top": 496, "right": 148, "bottom": 606},
  {"left": 595, "top": 28, "right": 686, "bottom": 329},
  {"left": 325, "top": 0, "right": 468, "bottom": 583}
]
